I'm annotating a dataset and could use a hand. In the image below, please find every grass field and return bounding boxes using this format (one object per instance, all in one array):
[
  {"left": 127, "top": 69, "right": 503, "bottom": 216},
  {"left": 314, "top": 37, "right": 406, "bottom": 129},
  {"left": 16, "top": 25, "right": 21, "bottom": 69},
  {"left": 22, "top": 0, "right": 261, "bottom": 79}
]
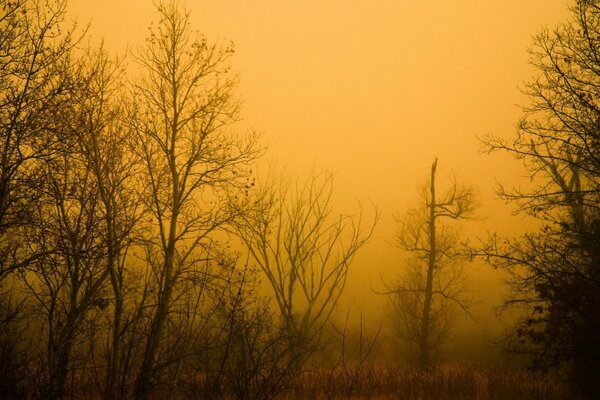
[{"left": 282, "top": 364, "right": 568, "bottom": 400}]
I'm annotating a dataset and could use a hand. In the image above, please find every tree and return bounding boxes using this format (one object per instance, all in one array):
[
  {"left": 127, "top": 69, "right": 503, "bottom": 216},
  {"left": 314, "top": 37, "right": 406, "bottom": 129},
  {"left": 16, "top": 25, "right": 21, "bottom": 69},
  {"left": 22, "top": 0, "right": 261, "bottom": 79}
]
[
  {"left": 208, "top": 262, "right": 305, "bottom": 400},
  {"left": 0, "top": 0, "right": 77, "bottom": 281},
  {"left": 129, "top": 2, "right": 260, "bottom": 398},
  {"left": 386, "top": 159, "right": 476, "bottom": 368},
  {"left": 65, "top": 47, "right": 139, "bottom": 400},
  {"left": 24, "top": 152, "right": 108, "bottom": 400},
  {"left": 14, "top": 45, "right": 136, "bottom": 400},
  {"left": 234, "top": 172, "right": 377, "bottom": 355},
  {"left": 0, "top": 1, "right": 85, "bottom": 397},
  {"left": 475, "top": 1, "right": 600, "bottom": 397}
]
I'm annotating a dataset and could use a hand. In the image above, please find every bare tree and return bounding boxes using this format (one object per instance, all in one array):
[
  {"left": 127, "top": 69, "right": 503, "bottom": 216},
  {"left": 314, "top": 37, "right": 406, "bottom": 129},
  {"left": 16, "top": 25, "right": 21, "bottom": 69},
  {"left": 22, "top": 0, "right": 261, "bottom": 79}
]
[
  {"left": 0, "top": 0, "right": 79, "bottom": 281},
  {"left": 385, "top": 159, "right": 476, "bottom": 368},
  {"left": 0, "top": 2, "right": 82, "bottom": 396},
  {"left": 473, "top": 1, "right": 600, "bottom": 396},
  {"left": 234, "top": 172, "right": 377, "bottom": 355},
  {"left": 208, "top": 262, "right": 306, "bottom": 400},
  {"left": 129, "top": 2, "right": 261, "bottom": 398},
  {"left": 65, "top": 47, "right": 140, "bottom": 400},
  {"left": 22, "top": 147, "right": 110, "bottom": 400},
  {"left": 0, "top": 2, "right": 105, "bottom": 397}
]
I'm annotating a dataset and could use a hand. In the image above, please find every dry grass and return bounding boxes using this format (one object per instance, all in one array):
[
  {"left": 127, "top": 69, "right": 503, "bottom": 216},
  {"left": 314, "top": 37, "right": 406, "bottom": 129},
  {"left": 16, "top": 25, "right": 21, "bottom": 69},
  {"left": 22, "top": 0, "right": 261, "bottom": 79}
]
[
  {"left": 282, "top": 364, "right": 568, "bottom": 400},
  {"left": 36, "top": 363, "right": 570, "bottom": 399}
]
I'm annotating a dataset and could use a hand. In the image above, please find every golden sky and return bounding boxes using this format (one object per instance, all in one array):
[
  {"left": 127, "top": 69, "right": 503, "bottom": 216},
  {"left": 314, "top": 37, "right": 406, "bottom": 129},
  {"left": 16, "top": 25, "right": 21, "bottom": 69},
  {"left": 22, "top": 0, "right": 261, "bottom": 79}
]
[{"left": 66, "top": 0, "right": 571, "bottom": 319}]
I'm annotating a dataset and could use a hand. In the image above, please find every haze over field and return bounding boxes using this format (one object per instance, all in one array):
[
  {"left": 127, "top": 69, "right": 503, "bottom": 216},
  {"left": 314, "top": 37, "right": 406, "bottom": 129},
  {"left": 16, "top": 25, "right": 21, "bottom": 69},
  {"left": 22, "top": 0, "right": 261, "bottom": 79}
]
[
  {"left": 66, "top": 1, "right": 568, "bottom": 319},
  {"left": 2, "top": 1, "right": 599, "bottom": 399}
]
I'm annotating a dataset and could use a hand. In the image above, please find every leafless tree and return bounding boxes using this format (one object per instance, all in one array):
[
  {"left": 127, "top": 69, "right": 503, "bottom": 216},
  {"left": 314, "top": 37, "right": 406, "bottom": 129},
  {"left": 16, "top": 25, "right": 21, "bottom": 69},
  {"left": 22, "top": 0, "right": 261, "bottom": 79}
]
[
  {"left": 22, "top": 146, "right": 110, "bottom": 400},
  {"left": 0, "top": 2, "right": 100, "bottom": 397},
  {"left": 208, "top": 261, "right": 307, "bottom": 400},
  {"left": 65, "top": 47, "right": 140, "bottom": 400},
  {"left": 128, "top": 2, "right": 261, "bottom": 398},
  {"left": 234, "top": 172, "right": 377, "bottom": 355},
  {"left": 0, "top": 0, "right": 78, "bottom": 282},
  {"left": 474, "top": 1, "right": 600, "bottom": 396},
  {"left": 385, "top": 159, "right": 476, "bottom": 368}
]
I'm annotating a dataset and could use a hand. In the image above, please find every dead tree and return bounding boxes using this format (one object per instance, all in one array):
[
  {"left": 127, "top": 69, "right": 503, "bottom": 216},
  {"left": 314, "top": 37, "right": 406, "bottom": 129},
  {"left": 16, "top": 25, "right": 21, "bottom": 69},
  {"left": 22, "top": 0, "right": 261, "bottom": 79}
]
[{"left": 387, "top": 159, "right": 476, "bottom": 368}]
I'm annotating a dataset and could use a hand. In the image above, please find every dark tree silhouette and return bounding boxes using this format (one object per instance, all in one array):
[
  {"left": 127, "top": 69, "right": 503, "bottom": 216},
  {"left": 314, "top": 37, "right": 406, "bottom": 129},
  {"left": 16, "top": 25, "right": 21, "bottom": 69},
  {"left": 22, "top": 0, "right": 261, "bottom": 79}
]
[
  {"left": 129, "top": 2, "right": 260, "bottom": 398},
  {"left": 0, "top": 2, "right": 81, "bottom": 397},
  {"left": 234, "top": 172, "right": 377, "bottom": 356},
  {"left": 66, "top": 47, "right": 140, "bottom": 400},
  {"left": 0, "top": 0, "right": 77, "bottom": 281},
  {"left": 474, "top": 1, "right": 600, "bottom": 397},
  {"left": 386, "top": 159, "right": 476, "bottom": 368}
]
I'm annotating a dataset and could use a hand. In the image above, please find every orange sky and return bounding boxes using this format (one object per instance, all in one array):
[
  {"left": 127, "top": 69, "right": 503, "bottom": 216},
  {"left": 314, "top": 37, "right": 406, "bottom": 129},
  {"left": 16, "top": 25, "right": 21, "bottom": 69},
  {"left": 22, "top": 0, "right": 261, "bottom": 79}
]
[{"left": 66, "top": 1, "right": 571, "bottom": 321}]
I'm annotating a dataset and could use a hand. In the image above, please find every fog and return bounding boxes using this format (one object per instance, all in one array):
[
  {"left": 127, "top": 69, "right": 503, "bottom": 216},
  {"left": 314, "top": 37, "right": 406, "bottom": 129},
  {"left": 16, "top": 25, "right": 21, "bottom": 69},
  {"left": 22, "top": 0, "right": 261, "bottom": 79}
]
[
  {"left": 64, "top": 0, "right": 568, "bottom": 349},
  {"left": 3, "top": 1, "right": 595, "bottom": 398}
]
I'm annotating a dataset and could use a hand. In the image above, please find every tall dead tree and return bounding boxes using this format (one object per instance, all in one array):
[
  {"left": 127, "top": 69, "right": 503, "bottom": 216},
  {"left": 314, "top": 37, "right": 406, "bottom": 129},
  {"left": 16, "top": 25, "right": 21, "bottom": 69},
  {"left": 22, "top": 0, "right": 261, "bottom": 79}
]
[{"left": 388, "top": 159, "right": 476, "bottom": 368}]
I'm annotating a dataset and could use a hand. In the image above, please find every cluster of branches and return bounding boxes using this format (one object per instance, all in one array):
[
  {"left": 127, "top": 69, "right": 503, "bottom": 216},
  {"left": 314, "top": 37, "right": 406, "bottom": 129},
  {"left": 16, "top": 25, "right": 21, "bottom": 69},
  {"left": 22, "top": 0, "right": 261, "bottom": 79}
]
[
  {"left": 234, "top": 173, "right": 377, "bottom": 353},
  {"left": 471, "top": 1, "right": 600, "bottom": 397},
  {"left": 0, "top": 1, "right": 375, "bottom": 399}
]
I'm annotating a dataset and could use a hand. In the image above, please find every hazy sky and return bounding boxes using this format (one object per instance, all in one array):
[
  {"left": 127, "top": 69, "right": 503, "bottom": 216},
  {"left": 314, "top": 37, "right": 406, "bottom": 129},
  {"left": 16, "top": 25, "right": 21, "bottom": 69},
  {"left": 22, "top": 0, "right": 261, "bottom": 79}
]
[{"left": 66, "top": 1, "right": 571, "bottom": 318}]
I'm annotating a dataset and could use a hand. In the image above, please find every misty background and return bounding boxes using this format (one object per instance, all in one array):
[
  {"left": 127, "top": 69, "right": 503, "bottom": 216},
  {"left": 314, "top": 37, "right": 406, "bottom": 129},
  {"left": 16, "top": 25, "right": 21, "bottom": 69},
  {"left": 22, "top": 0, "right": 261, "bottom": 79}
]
[
  {"left": 4, "top": 0, "right": 596, "bottom": 398},
  {"left": 65, "top": 0, "right": 568, "bottom": 361}
]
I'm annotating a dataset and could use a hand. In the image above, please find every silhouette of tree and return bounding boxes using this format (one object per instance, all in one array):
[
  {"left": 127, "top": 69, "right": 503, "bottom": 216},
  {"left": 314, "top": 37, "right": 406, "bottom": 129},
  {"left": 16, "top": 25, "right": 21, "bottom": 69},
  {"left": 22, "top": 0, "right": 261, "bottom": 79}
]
[
  {"left": 24, "top": 146, "right": 109, "bottom": 400},
  {"left": 234, "top": 172, "right": 376, "bottom": 357},
  {"left": 0, "top": 0, "right": 77, "bottom": 281},
  {"left": 387, "top": 159, "right": 476, "bottom": 368},
  {"left": 129, "top": 2, "right": 261, "bottom": 398},
  {"left": 65, "top": 47, "right": 140, "bottom": 400},
  {"left": 475, "top": 1, "right": 600, "bottom": 397},
  {"left": 0, "top": 2, "right": 82, "bottom": 397}
]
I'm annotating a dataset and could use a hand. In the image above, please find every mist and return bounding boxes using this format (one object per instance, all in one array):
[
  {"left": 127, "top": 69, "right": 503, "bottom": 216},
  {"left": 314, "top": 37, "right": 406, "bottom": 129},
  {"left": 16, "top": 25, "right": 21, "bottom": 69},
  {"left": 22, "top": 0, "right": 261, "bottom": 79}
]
[{"left": 1, "top": 0, "right": 598, "bottom": 399}]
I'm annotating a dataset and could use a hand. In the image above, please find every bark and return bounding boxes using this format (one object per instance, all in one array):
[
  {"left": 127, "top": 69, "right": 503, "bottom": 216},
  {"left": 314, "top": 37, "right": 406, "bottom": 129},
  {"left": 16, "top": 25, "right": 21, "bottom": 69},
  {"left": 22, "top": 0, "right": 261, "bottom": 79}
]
[{"left": 418, "top": 159, "right": 437, "bottom": 369}]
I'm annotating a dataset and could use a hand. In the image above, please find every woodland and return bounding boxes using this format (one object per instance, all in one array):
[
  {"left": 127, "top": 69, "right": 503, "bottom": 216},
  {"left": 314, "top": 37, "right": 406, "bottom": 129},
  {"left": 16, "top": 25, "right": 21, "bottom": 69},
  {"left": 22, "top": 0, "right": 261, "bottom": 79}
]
[{"left": 0, "top": 1, "right": 599, "bottom": 399}]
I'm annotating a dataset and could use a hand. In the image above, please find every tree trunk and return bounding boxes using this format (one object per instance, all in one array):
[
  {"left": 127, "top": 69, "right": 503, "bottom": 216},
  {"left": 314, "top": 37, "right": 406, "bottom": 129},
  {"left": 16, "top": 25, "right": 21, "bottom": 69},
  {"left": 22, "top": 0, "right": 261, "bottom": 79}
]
[
  {"left": 105, "top": 286, "right": 123, "bottom": 400},
  {"left": 48, "top": 317, "right": 77, "bottom": 400},
  {"left": 134, "top": 239, "right": 176, "bottom": 400},
  {"left": 419, "top": 159, "right": 437, "bottom": 369}
]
